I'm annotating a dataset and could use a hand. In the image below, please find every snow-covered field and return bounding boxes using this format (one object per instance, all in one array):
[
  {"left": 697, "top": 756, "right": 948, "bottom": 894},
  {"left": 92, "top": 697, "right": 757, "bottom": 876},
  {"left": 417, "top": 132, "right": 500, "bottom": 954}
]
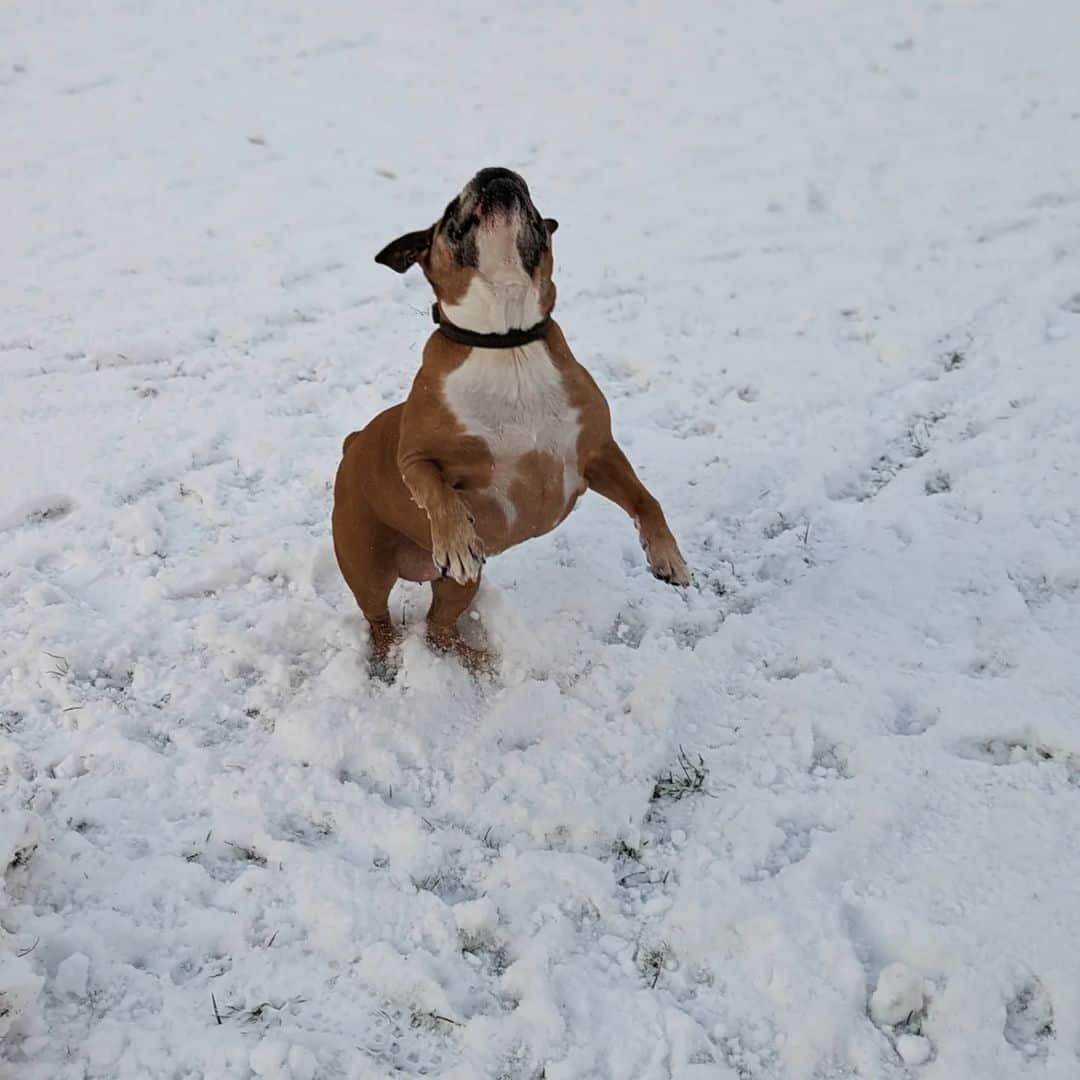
[{"left": 3, "top": 1, "right": 1080, "bottom": 1076}]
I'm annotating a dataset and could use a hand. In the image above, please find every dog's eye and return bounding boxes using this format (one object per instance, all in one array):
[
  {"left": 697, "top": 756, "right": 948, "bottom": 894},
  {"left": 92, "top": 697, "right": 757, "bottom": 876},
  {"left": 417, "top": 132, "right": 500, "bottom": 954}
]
[{"left": 445, "top": 212, "right": 480, "bottom": 245}]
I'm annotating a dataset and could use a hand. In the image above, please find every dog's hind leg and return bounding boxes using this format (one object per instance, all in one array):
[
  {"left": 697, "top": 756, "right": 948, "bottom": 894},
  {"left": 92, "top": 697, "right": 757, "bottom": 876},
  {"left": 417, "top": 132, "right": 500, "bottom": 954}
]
[
  {"left": 332, "top": 495, "right": 401, "bottom": 678},
  {"left": 426, "top": 574, "right": 492, "bottom": 673}
]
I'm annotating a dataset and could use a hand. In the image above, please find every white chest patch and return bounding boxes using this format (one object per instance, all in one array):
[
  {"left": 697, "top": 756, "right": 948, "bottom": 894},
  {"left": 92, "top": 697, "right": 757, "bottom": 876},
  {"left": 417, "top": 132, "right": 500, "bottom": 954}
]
[{"left": 442, "top": 342, "right": 583, "bottom": 525}]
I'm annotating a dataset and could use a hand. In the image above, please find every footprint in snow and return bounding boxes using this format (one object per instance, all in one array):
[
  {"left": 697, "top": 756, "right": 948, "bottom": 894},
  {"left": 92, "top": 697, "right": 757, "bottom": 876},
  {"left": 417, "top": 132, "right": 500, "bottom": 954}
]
[
  {"left": 825, "top": 411, "right": 945, "bottom": 504},
  {"left": 1004, "top": 977, "right": 1054, "bottom": 1060},
  {"left": 365, "top": 1002, "right": 459, "bottom": 1076},
  {"left": 954, "top": 738, "right": 1080, "bottom": 785},
  {"left": 604, "top": 608, "right": 647, "bottom": 649},
  {"left": 0, "top": 495, "right": 74, "bottom": 532},
  {"left": 810, "top": 734, "right": 852, "bottom": 780},
  {"left": 745, "top": 820, "right": 821, "bottom": 881},
  {"left": 888, "top": 701, "right": 938, "bottom": 737}
]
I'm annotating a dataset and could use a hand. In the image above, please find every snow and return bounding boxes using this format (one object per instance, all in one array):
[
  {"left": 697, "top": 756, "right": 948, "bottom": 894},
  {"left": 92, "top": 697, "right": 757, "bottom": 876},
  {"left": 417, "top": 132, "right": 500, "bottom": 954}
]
[
  {"left": 3, "top": 1, "right": 1080, "bottom": 1076},
  {"left": 869, "top": 962, "right": 924, "bottom": 1028},
  {"left": 896, "top": 1035, "right": 933, "bottom": 1068},
  {"left": 52, "top": 953, "right": 89, "bottom": 1001}
]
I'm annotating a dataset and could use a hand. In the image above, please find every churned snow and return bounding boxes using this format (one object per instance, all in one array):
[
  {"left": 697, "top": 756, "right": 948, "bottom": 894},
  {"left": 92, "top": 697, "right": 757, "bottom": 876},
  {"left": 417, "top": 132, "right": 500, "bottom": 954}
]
[{"left": 3, "top": 2, "right": 1080, "bottom": 1077}]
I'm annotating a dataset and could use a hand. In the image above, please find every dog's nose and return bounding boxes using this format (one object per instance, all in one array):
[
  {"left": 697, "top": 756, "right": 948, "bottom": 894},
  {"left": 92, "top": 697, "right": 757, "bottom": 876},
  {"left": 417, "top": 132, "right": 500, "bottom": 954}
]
[
  {"left": 473, "top": 166, "right": 523, "bottom": 190},
  {"left": 475, "top": 176, "right": 522, "bottom": 216}
]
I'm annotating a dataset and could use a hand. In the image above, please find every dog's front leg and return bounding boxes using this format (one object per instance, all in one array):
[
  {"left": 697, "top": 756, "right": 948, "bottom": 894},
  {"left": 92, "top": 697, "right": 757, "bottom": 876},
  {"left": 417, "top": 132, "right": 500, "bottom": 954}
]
[
  {"left": 399, "top": 455, "right": 485, "bottom": 584},
  {"left": 585, "top": 440, "right": 690, "bottom": 586}
]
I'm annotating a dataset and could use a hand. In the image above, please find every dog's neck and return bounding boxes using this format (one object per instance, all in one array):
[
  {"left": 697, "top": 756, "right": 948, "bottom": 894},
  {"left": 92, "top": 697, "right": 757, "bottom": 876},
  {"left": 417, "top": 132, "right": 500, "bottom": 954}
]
[{"left": 439, "top": 275, "right": 546, "bottom": 335}]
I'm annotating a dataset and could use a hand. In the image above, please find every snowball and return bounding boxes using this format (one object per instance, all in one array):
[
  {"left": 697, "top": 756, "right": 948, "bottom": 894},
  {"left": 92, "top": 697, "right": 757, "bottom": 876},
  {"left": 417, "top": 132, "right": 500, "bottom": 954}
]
[
  {"left": 896, "top": 1033, "right": 932, "bottom": 1065},
  {"left": 869, "top": 962, "right": 924, "bottom": 1027},
  {"left": 55, "top": 952, "right": 90, "bottom": 999}
]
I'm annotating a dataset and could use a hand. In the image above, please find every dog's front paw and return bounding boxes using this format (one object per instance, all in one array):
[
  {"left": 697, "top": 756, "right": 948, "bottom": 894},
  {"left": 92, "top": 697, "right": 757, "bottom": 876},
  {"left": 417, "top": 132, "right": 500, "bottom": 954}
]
[
  {"left": 430, "top": 503, "right": 485, "bottom": 585},
  {"left": 643, "top": 532, "right": 690, "bottom": 587}
]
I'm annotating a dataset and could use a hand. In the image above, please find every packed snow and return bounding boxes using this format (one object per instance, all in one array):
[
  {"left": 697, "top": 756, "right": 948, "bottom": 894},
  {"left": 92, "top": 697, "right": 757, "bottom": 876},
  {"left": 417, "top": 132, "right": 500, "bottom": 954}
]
[{"left": 3, "top": 2, "right": 1080, "bottom": 1077}]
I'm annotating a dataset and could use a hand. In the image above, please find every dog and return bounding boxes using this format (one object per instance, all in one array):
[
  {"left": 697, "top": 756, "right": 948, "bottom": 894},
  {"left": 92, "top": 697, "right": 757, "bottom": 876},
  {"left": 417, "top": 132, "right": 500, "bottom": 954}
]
[{"left": 332, "top": 167, "right": 689, "bottom": 674}]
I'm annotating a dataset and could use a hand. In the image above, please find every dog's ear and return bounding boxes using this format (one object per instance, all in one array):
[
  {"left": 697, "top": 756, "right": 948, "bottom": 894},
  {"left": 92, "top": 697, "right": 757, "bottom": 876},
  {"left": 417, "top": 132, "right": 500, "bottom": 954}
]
[
  {"left": 374, "top": 225, "right": 434, "bottom": 273},
  {"left": 544, "top": 218, "right": 559, "bottom": 235}
]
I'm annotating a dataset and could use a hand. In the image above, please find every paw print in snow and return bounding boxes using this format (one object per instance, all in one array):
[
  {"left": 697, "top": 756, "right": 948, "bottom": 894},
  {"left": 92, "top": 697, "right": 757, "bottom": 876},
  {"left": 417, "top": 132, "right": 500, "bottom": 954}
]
[{"left": 1004, "top": 977, "right": 1054, "bottom": 1060}]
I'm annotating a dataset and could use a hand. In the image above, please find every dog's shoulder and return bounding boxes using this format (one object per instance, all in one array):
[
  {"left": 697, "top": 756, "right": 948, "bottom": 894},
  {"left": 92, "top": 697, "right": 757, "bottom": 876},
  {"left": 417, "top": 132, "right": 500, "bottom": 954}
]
[{"left": 543, "top": 320, "right": 611, "bottom": 427}]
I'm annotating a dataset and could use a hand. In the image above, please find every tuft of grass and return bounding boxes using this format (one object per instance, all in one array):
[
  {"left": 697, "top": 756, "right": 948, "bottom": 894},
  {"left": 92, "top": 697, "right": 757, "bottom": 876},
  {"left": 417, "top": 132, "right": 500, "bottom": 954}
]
[
  {"left": 223, "top": 841, "right": 267, "bottom": 868},
  {"left": 414, "top": 872, "right": 443, "bottom": 894},
  {"left": 9, "top": 843, "right": 37, "bottom": 871},
  {"left": 652, "top": 747, "right": 711, "bottom": 802},
  {"left": 411, "top": 1009, "right": 461, "bottom": 1030},
  {"left": 612, "top": 838, "right": 642, "bottom": 862},
  {"left": 635, "top": 941, "right": 669, "bottom": 988},
  {"left": 44, "top": 651, "right": 69, "bottom": 680},
  {"left": 243, "top": 998, "right": 306, "bottom": 1024},
  {"left": 762, "top": 512, "right": 792, "bottom": 540},
  {"left": 460, "top": 932, "right": 510, "bottom": 976},
  {"left": 16, "top": 937, "right": 39, "bottom": 958},
  {"left": 925, "top": 470, "right": 952, "bottom": 495},
  {"left": 213, "top": 995, "right": 306, "bottom": 1025}
]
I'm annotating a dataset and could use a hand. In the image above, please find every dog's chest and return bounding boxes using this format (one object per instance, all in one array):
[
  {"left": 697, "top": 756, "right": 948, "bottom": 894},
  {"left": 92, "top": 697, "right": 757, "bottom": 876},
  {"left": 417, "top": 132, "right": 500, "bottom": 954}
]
[
  {"left": 443, "top": 343, "right": 578, "bottom": 455},
  {"left": 442, "top": 343, "right": 583, "bottom": 524}
]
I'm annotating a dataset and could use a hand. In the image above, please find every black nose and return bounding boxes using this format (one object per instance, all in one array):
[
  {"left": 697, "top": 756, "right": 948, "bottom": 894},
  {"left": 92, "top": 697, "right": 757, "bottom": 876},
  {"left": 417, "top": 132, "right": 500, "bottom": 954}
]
[{"left": 473, "top": 167, "right": 528, "bottom": 194}]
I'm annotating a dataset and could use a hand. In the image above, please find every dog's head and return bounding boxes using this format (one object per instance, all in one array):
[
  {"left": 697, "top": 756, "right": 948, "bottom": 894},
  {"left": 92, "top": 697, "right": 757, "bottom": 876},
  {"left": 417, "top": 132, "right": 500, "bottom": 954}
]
[{"left": 375, "top": 167, "right": 558, "bottom": 333}]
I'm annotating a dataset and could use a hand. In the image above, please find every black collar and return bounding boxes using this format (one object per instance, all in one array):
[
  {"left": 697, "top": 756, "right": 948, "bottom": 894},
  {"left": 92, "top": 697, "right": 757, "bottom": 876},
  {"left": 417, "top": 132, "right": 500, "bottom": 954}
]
[{"left": 431, "top": 303, "right": 551, "bottom": 349}]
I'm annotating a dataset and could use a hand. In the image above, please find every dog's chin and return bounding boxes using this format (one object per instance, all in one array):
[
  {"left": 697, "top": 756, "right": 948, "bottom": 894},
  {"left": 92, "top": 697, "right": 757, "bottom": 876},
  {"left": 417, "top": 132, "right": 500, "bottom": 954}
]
[{"left": 475, "top": 218, "right": 529, "bottom": 280}]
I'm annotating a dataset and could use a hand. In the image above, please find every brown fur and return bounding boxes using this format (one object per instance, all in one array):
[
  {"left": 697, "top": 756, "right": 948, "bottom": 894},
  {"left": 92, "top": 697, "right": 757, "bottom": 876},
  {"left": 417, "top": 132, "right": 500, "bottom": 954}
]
[{"left": 333, "top": 172, "right": 687, "bottom": 675}]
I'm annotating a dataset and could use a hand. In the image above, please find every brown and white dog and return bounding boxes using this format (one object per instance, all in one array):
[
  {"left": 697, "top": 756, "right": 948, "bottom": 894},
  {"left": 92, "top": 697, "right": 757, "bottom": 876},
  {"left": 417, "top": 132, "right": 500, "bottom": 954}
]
[{"left": 332, "top": 167, "right": 689, "bottom": 674}]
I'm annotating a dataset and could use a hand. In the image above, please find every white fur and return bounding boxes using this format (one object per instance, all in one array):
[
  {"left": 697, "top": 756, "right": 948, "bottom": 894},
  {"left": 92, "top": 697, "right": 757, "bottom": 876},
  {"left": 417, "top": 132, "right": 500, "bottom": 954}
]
[
  {"left": 441, "top": 214, "right": 544, "bottom": 333},
  {"left": 441, "top": 276, "right": 545, "bottom": 335},
  {"left": 443, "top": 342, "right": 583, "bottom": 526}
]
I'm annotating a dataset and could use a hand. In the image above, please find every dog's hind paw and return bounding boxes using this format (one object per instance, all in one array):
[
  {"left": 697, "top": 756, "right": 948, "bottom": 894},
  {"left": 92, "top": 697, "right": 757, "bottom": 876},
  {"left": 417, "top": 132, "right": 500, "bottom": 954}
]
[
  {"left": 427, "top": 626, "right": 495, "bottom": 675},
  {"left": 366, "top": 620, "right": 401, "bottom": 682},
  {"left": 368, "top": 653, "right": 400, "bottom": 684}
]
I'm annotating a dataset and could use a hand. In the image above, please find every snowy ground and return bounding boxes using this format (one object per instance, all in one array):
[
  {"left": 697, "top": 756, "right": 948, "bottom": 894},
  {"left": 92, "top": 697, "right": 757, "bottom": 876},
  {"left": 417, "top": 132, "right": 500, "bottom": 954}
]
[{"left": 3, "top": 1, "right": 1080, "bottom": 1077}]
